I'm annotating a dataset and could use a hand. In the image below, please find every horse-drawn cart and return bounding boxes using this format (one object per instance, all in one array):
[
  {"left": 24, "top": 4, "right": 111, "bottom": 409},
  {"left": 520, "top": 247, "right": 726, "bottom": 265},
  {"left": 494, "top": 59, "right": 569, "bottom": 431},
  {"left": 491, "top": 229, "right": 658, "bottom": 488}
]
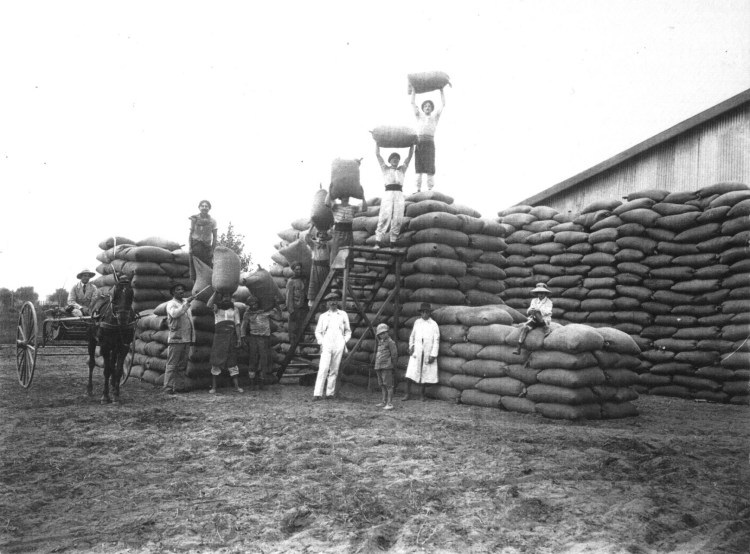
[{"left": 14, "top": 301, "right": 136, "bottom": 389}]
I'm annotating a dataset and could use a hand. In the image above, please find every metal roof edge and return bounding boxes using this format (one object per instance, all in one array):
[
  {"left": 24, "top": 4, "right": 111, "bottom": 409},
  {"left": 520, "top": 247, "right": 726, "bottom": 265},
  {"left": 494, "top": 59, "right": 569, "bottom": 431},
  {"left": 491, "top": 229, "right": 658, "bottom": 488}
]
[{"left": 521, "top": 88, "right": 750, "bottom": 206}]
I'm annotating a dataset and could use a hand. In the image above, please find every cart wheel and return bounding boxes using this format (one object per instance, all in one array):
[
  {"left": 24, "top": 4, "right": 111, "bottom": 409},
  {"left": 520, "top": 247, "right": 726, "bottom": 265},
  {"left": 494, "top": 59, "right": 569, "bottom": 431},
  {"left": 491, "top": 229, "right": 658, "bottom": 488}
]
[
  {"left": 120, "top": 334, "right": 136, "bottom": 386},
  {"left": 16, "top": 302, "right": 38, "bottom": 388}
]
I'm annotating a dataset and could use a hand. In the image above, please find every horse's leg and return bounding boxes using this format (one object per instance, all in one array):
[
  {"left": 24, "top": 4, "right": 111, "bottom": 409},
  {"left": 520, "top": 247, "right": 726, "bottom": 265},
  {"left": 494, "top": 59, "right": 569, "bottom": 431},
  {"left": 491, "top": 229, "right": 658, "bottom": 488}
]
[
  {"left": 111, "top": 340, "right": 125, "bottom": 404},
  {"left": 100, "top": 337, "right": 112, "bottom": 404},
  {"left": 87, "top": 327, "right": 97, "bottom": 396}
]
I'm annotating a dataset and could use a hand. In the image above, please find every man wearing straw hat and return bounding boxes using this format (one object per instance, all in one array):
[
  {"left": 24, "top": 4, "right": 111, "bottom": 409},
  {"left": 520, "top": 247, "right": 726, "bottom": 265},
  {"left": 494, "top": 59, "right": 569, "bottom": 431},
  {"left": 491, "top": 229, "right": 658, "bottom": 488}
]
[
  {"left": 513, "top": 283, "right": 554, "bottom": 355},
  {"left": 67, "top": 269, "right": 99, "bottom": 317},
  {"left": 164, "top": 283, "right": 196, "bottom": 395},
  {"left": 403, "top": 302, "right": 440, "bottom": 401}
]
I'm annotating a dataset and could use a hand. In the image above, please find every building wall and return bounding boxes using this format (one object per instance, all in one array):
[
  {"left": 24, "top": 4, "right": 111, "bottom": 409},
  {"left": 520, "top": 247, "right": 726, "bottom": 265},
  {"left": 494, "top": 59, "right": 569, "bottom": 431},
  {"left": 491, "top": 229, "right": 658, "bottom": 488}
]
[{"left": 541, "top": 103, "right": 750, "bottom": 215}]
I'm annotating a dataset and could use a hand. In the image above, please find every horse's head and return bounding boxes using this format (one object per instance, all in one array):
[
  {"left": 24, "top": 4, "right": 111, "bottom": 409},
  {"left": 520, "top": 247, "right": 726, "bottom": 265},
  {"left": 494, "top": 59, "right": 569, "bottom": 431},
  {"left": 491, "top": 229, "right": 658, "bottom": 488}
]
[{"left": 110, "top": 282, "right": 136, "bottom": 326}]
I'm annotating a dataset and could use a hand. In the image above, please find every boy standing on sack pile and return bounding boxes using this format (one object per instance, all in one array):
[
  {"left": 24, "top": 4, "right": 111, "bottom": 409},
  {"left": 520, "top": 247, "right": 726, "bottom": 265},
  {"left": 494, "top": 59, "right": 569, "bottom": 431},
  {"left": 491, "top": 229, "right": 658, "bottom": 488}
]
[
  {"left": 513, "top": 283, "right": 554, "bottom": 355},
  {"left": 374, "top": 144, "right": 413, "bottom": 248},
  {"left": 411, "top": 88, "right": 446, "bottom": 192},
  {"left": 374, "top": 323, "right": 398, "bottom": 410}
]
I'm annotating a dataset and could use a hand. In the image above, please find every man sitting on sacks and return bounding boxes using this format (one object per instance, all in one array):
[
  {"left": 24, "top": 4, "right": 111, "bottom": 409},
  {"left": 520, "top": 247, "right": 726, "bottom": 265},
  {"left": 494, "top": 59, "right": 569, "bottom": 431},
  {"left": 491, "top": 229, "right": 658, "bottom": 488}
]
[
  {"left": 513, "top": 283, "right": 554, "bottom": 355},
  {"left": 67, "top": 269, "right": 99, "bottom": 317}
]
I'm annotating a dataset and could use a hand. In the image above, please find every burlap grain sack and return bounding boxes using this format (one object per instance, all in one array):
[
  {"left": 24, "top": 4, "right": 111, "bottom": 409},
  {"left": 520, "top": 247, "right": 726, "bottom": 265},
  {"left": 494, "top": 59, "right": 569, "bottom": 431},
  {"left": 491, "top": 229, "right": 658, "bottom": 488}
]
[
  {"left": 581, "top": 199, "right": 622, "bottom": 213},
  {"left": 278, "top": 238, "right": 312, "bottom": 276},
  {"left": 406, "top": 242, "right": 458, "bottom": 262},
  {"left": 404, "top": 273, "right": 459, "bottom": 290},
  {"left": 409, "top": 211, "right": 463, "bottom": 232},
  {"left": 405, "top": 199, "right": 455, "bottom": 218},
  {"left": 500, "top": 212, "right": 537, "bottom": 228},
  {"left": 526, "top": 384, "right": 598, "bottom": 405},
  {"left": 311, "top": 189, "right": 335, "bottom": 231},
  {"left": 413, "top": 257, "right": 466, "bottom": 277},
  {"left": 98, "top": 236, "right": 136, "bottom": 250},
  {"left": 242, "top": 268, "right": 282, "bottom": 310},
  {"left": 330, "top": 158, "right": 364, "bottom": 200},
  {"left": 412, "top": 228, "right": 469, "bottom": 248},
  {"left": 161, "top": 262, "right": 190, "bottom": 278},
  {"left": 476, "top": 345, "right": 524, "bottom": 365},
  {"left": 655, "top": 211, "right": 701, "bottom": 232},
  {"left": 613, "top": 198, "right": 657, "bottom": 216},
  {"left": 543, "top": 324, "right": 605, "bottom": 353},
  {"left": 407, "top": 71, "right": 451, "bottom": 93},
  {"left": 465, "top": 290, "right": 504, "bottom": 306},
  {"left": 131, "top": 274, "right": 179, "bottom": 289},
  {"left": 210, "top": 246, "right": 241, "bottom": 295},
  {"left": 652, "top": 202, "right": 699, "bottom": 216},
  {"left": 451, "top": 342, "right": 483, "bottom": 359},
  {"left": 437, "top": 356, "right": 466, "bottom": 373},
  {"left": 137, "top": 237, "right": 181, "bottom": 251},
  {"left": 466, "top": 323, "right": 515, "bottom": 344},
  {"left": 370, "top": 125, "right": 417, "bottom": 148},
  {"left": 460, "top": 389, "right": 502, "bottom": 408},
  {"left": 438, "top": 324, "right": 469, "bottom": 343},
  {"left": 595, "top": 327, "right": 641, "bottom": 355},
  {"left": 476, "top": 376, "right": 525, "bottom": 396},
  {"left": 122, "top": 245, "right": 174, "bottom": 263},
  {"left": 411, "top": 287, "right": 465, "bottom": 305},
  {"left": 537, "top": 367, "right": 606, "bottom": 388},
  {"left": 448, "top": 374, "right": 482, "bottom": 391},
  {"left": 627, "top": 189, "right": 670, "bottom": 202},
  {"left": 458, "top": 214, "right": 485, "bottom": 234},
  {"left": 528, "top": 350, "right": 598, "bottom": 370},
  {"left": 425, "top": 385, "right": 461, "bottom": 402}
]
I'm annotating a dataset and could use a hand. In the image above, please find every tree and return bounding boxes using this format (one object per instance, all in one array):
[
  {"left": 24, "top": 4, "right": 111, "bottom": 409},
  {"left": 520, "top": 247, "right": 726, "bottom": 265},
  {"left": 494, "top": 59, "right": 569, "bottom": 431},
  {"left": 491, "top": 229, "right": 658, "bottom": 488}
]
[
  {"left": 0, "top": 288, "right": 12, "bottom": 310},
  {"left": 47, "top": 288, "right": 69, "bottom": 306},
  {"left": 217, "top": 222, "right": 252, "bottom": 272},
  {"left": 14, "top": 286, "right": 38, "bottom": 305}
]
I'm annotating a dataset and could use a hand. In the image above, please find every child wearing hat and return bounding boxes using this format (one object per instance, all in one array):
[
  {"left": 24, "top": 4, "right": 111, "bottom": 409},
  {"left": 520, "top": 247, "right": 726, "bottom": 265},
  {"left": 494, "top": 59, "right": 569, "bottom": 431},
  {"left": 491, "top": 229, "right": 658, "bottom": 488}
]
[
  {"left": 411, "top": 87, "right": 446, "bottom": 192},
  {"left": 374, "top": 144, "right": 414, "bottom": 247},
  {"left": 374, "top": 323, "right": 398, "bottom": 410},
  {"left": 514, "top": 283, "right": 554, "bottom": 355},
  {"left": 207, "top": 292, "right": 243, "bottom": 394},
  {"left": 404, "top": 302, "right": 440, "bottom": 401},
  {"left": 313, "top": 292, "right": 351, "bottom": 400}
]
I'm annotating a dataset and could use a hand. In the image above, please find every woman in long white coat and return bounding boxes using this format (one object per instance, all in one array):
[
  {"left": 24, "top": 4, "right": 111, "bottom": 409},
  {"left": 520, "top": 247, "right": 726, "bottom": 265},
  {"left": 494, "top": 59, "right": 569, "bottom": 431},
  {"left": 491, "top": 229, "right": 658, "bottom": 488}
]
[{"left": 404, "top": 303, "right": 440, "bottom": 401}]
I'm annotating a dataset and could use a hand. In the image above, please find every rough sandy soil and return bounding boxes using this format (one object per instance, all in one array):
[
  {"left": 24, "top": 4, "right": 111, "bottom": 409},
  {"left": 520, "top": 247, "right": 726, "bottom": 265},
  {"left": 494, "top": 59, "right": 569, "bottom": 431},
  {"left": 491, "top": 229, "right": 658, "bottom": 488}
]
[{"left": 1, "top": 346, "right": 749, "bottom": 553}]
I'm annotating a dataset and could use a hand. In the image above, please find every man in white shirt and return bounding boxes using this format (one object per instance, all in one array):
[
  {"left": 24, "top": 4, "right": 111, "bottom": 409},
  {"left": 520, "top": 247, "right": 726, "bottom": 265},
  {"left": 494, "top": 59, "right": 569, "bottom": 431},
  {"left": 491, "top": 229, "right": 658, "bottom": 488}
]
[
  {"left": 404, "top": 303, "right": 440, "bottom": 401},
  {"left": 313, "top": 292, "right": 351, "bottom": 400},
  {"left": 374, "top": 144, "right": 413, "bottom": 247}
]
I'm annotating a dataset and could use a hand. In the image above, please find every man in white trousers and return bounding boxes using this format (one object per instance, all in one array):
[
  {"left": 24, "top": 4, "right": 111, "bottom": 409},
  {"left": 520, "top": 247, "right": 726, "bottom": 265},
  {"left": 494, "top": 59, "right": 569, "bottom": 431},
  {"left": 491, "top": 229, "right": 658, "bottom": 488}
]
[
  {"left": 374, "top": 144, "right": 413, "bottom": 248},
  {"left": 314, "top": 292, "right": 351, "bottom": 400}
]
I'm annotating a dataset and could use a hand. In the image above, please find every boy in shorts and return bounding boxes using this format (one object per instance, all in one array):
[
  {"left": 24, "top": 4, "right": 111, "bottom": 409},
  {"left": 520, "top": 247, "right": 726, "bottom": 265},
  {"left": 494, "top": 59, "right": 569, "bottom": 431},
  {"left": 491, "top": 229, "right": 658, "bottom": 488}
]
[{"left": 374, "top": 323, "right": 398, "bottom": 410}]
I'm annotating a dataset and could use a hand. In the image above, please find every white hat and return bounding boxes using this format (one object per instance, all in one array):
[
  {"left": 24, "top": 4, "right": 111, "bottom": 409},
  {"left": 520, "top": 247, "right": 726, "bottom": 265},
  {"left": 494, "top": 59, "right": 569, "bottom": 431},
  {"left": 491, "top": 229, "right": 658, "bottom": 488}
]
[
  {"left": 376, "top": 323, "right": 389, "bottom": 335},
  {"left": 531, "top": 283, "right": 551, "bottom": 295}
]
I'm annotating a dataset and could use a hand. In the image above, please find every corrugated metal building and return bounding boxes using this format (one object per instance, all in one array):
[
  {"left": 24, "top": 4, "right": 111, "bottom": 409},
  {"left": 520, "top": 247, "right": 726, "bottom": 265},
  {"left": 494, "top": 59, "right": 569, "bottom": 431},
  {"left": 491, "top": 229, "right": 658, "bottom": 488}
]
[{"left": 522, "top": 89, "right": 750, "bottom": 214}]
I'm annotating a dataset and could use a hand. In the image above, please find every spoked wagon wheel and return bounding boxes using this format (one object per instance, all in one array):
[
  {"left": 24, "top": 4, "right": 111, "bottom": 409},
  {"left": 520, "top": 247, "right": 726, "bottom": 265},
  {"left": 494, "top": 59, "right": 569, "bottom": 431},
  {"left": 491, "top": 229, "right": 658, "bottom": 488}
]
[
  {"left": 16, "top": 302, "right": 39, "bottom": 388},
  {"left": 120, "top": 333, "right": 137, "bottom": 386}
]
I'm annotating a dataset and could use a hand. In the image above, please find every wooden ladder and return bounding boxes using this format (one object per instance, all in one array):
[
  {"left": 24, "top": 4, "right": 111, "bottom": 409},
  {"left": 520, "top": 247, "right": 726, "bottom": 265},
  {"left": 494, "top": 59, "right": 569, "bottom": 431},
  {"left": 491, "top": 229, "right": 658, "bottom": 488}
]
[{"left": 276, "top": 245, "right": 405, "bottom": 383}]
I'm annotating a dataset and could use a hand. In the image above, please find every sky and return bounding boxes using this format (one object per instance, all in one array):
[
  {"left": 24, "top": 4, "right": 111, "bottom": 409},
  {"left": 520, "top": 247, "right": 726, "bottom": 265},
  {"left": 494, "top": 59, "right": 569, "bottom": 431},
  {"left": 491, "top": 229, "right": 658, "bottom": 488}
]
[{"left": 1, "top": 0, "right": 749, "bottom": 299}]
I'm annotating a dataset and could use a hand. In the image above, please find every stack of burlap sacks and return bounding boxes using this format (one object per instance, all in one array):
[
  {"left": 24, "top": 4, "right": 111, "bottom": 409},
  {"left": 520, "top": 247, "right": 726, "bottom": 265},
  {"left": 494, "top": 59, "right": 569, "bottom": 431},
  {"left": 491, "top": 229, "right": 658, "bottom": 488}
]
[
  {"left": 93, "top": 236, "right": 193, "bottom": 386},
  {"left": 268, "top": 191, "right": 642, "bottom": 419},
  {"left": 498, "top": 182, "right": 750, "bottom": 405},
  {"left": 95, "top": 238, "right": 281, "bottom": 390}
]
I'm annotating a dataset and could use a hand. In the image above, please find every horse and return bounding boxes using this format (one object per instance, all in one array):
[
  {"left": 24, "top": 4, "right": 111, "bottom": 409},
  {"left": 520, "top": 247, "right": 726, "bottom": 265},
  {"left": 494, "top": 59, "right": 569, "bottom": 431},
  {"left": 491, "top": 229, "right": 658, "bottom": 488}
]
[{"left": 90, "top": 279, "right": 137, "bottom": 404}]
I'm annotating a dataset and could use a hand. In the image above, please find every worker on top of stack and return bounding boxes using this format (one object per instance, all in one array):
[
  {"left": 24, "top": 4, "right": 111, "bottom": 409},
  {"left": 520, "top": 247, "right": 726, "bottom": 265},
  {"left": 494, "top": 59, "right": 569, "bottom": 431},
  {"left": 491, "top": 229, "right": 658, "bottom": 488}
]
[{"left": 374, "top": 144, "right": 413, "bottom": 248}]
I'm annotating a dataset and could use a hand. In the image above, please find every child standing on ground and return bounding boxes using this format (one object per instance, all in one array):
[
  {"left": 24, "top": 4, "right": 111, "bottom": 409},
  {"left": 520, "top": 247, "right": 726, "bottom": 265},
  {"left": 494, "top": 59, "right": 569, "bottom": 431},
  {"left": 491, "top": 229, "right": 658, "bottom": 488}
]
[
  {"left": 411, "top": 88, "right": 446, "bottom": 192},
  {"left": 241, "top": 296, "right": 278, "bottom": 389},
  {"left": 374, "top": 323, "right": 398, "bottom": 410},
  {"left": 513, "top": 283, "right": 554, "bottom": 355},
  {"left": 207, "top": 292, "right": 243, "bottom": 393}
]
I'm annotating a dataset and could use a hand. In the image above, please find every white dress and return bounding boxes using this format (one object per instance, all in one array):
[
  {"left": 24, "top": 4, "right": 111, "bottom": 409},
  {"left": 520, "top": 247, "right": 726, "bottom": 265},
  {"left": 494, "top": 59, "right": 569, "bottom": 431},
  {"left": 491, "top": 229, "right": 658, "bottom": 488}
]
[{"left": 405, "top": 318, "right": 440, "bottom": 384}]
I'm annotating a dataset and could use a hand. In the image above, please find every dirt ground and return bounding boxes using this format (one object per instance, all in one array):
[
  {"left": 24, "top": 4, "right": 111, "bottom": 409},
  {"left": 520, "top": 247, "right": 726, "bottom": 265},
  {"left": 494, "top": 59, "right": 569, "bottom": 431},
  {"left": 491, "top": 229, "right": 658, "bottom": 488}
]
[{"left": 1, "top": 347, "right": 749, "bottom": 554}]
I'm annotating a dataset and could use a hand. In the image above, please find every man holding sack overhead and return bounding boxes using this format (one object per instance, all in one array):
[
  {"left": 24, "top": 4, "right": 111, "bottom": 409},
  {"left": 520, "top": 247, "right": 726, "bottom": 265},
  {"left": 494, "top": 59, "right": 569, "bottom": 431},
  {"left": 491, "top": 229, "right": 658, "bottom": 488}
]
[
  {"left": 374, "top": 143, "right": 413, "bottom": 247},
  {"left": 410, "top": 84, "right": 446, "bottom": 192}
]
